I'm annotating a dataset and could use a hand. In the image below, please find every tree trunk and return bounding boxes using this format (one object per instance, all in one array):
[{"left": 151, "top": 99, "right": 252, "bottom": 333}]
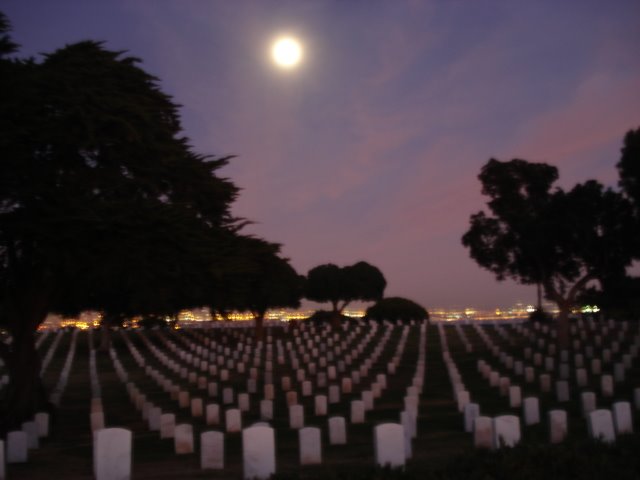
[
  {"left": 254, "top": 311, "right": 265, "bottom": 342},
  {"left": 556, "top": 304, "right": 571, "bottom": 350},
  {"left": 536, "top": 282, "right": 543, "bottom": 311},
  {"left": 99, "top": 325, "right": 111, "bottom": 352},
  {"left": 1, "top": 328, "right": 50, "bottom": 434},
  {"left": 330, "top": 301, "right": 341, "bottom": 329},
  {"left": 330, "top": 311, "right": 341, "bottom": 329}
]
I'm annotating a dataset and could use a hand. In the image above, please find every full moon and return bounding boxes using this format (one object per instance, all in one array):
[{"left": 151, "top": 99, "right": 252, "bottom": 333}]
[{"left": 271, "top": 37, "right": 303, "bottom": 68}]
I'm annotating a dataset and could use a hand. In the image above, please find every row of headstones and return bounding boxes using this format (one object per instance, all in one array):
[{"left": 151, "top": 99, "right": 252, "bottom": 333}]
[
  {"left": 512, "top": 319, "right": 637, "bottom": 367},
  {"left": 105, "top": 322, "right": 424, "bottom": 471},
  {"left": 39, "top": 329, "right": 64, "bottom": 376},
  {"left": 114, "top": 324, "right": 423, "bottom": 439},
  {"left": 0, "top": 330, "right": 58, "bottom": 476},
  {"left": 1, "top": 412, "right": 50, "bottom": 466},
  {"left": 154, "top": 322, "right": 394, "bottom": 395},
  {"left": 440, "top": 323, "right": 639, "bottom": 446},
  {"left": 130, "top": 324, "right": 392, "bottom": 398},
  {"left": 49, "top": 329, "right": 79, "bottom": 406},
  {"left": 451, "top": 321, "right": 639, "bottom": 413},
  {"left": 2, "top": 331, "right": 78, "bottom": 474},
  {"left": 116, "top": 325, "right": 416, "bottom": 430},
  {"left": 92, "top": 420, "right": 410, "bottom": 480},
  {"left": 92, "top": 324, "right": 425, "bottom": 476},
  {"left": 470, "top": 403, "right": 634, "bottom": 449},
  {"left": 157, "top": 325, "right": 399, "bottom": 398},
  {"left": 35, "top": 329, "right": 51, "bottom": 350},
  {"left": 475, "top": 319, "right": 636, "bottom": 365},
  {"left": 469, "top": 321, "right": 639, "bottom": 403},
  {"left": 476, "top": 357, "right": 637, "bottom": 410}
]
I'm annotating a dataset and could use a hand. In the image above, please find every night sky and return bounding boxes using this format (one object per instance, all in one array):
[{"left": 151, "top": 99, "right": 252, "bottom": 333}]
[{"left": 4, "top": 1, "right": 639, "bottom": 310}]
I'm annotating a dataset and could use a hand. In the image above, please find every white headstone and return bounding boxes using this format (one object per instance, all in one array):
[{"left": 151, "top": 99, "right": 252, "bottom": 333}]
[
  {"left": 226, "top": 408, "right": 242, "bottom": 433},
  {"left": 464, "top": 403, "right": 480, "bottom": 433},
  {"left": 91, "top": 411, "right": 105, "bottom": 432},
  {"left": 456, "top": 389, "right": 470, "bottom": 412},
  {"left": 328, "top": 416, "right": 347, "bottom": 445},
  {"left": 588, "top": 409, "right": 616, "bottom": 443},
  {"left": 242, "top": 425, "right": 276, "bottom": 480},
  {"left": 191, "top": 397, "right": 204, "bottom": 417},
  {"left": 289, "top": 404, "right": 304, "bottom": 429},
  {"left": 94, "top": 428, "right": 132, "bottom": 480},
  {"left": 473, "top": 416, "right": 493, "bottom": 449},
  {"left": 601, "top": 375, "right": 614, "bottom": 397},
  {"left": 238, "top": 393, "right": 250, "bottom": 412},
  {"left": 612, "top": 401, "right": 633, "bottom": 435},
  {"left": 539, "top": 374, "right": 551, "bottom": 393},
  {"left": 523, "top": 397, "right": 540, "bottom": 425},
  {"left": 581, "top": 391, "right": 597, "bottom": 416},
  {"left": 555, "top": 380, "right": 570, "bottom": 403},
  {"left": 260, "top": 399, "right": 274, "bottom": 421},
  {"left": 223, "top": 387, "right": 234, "bottom": 405},
  {"left": 328, "top": 385, "right": 340, "bottom": 404},
  {"left": 160, "top": 413, "right": 176, "bottom": 438},
  {"left": 299, "top": 427, "right": 322, "bottom": 465},
  {"left": 20, "top": 421, "right": 37, "bottom": 450},
  {"left": 201, "top": 430, "right": 224, "bottom": 469},
  {"left": 493, "top": 415, "right": 521, "bottom": 448},
  {"left": 548, "top": 409, "right": 567, "bottom": 444},
  {"left": 206, "top": 403, "right": 220, "bottom": 425},
  {"left": 34, "top": 412, "right": 50, "bottom": 437},
  {"left": 374, "top": 423, "right": 406, "bottom": 468},
  {"left": 508, "top": 386, "right": 522, "bottom": 408},
  {"left": 351, "top": 400, "right": 365, "bottom": 424},
  {"left": 174, "top": 424, "right": 194, "bottom": 454},
  {"left": 315, "top": 395, "right": 328, "bottom": 416},
  {"left": 6, "top": 431, "right": 28, "bottom": 463},
  {"left": 178, "top": 390, "right": 190, "bottom": 408}
]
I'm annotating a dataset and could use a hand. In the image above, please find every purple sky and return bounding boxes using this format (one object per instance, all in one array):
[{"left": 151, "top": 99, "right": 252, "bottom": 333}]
[{"left": 5, "top": 1, "right": 640, "bottom": 310}]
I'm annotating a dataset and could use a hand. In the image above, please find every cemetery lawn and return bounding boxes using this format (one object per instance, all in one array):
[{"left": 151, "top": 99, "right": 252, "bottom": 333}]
[{"left": 6, "top": 322, "right": 640, "bottom": 479}]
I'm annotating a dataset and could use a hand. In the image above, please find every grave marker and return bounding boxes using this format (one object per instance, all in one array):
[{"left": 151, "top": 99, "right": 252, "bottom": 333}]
[
  {"left": 94, "top": 428, "right": 132, "bottom": 480},
  {"left": 201, "top": 431, "right": 224, "bottom": 469},
  {"left": 374, "top": 423, "right": 406, "bottom": 468},
  {"left": 299, "top": 427, "right": 322, "bottom": 465},
  {"left": 242, "top": 425, "right": 276, "bottom": 480}
]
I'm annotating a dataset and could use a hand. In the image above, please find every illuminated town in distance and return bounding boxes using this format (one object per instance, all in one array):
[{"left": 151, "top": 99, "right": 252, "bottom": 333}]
[{"left": 41, "top": 301, "right": 602, "bottom": 330}]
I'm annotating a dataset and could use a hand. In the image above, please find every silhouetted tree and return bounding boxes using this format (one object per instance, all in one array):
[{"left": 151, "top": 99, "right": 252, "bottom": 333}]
[
  {"left": 366, "top": 297, "right": 428, "bottom": 323},
  {"left": 306, "top": 261, "right": 386, "bottom": 327},
  {"left": 212, "top": 236, "right": 303, "bottom": 339},
  {"left": 0, "top": 21, "right": 247, "bottom": 429},
  {"left": 463, "top": 158, "right": 636, "bottom": 348}
]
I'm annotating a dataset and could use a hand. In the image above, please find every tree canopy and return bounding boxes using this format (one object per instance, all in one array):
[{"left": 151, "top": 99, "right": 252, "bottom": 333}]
[
  {"left": 462, "top": 154, "right": 636, "bottom": 346},
  {"left": 462, "top": 152, "right": 634, "bottom": 344},
  {"left": 305, "top": 261, "right": 386, "bottom": 326},
  {"left": 209, "top": 236, "right": 304, "bottom": 338},
  {"left": 366, "top": 297, "right": 428, "bottom": 323}
]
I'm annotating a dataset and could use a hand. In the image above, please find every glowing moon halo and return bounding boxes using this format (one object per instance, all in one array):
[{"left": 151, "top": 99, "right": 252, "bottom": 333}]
[{"left": 271, "top": 37, "right": 302, "bottom": 68}]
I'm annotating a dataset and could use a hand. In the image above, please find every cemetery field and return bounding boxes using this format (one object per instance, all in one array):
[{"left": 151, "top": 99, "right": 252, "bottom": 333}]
[{"left": 3, "top": 319, "right": 640, "bottom": 479}]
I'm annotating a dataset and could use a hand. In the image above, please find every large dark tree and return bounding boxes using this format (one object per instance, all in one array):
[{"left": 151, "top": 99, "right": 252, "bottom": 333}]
[
  {"left": 305, "top": 261, "right": 386, "bottom": 327},
  {"left": 0, "top": 17, "right": 245, "bottom": 429},
  {"left": 462, "top": 158, "right": 636, "bottom": 348}
]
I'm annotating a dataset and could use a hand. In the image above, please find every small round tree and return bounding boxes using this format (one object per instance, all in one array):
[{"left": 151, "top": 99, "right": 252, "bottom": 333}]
[{"left": 366, "top": 297, "right": 429, "bottom": 323}]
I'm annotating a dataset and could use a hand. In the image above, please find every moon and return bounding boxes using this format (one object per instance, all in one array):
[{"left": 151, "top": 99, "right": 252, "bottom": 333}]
[{"left": 271, "top": 37, "right": 303, "bottom": 68}]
